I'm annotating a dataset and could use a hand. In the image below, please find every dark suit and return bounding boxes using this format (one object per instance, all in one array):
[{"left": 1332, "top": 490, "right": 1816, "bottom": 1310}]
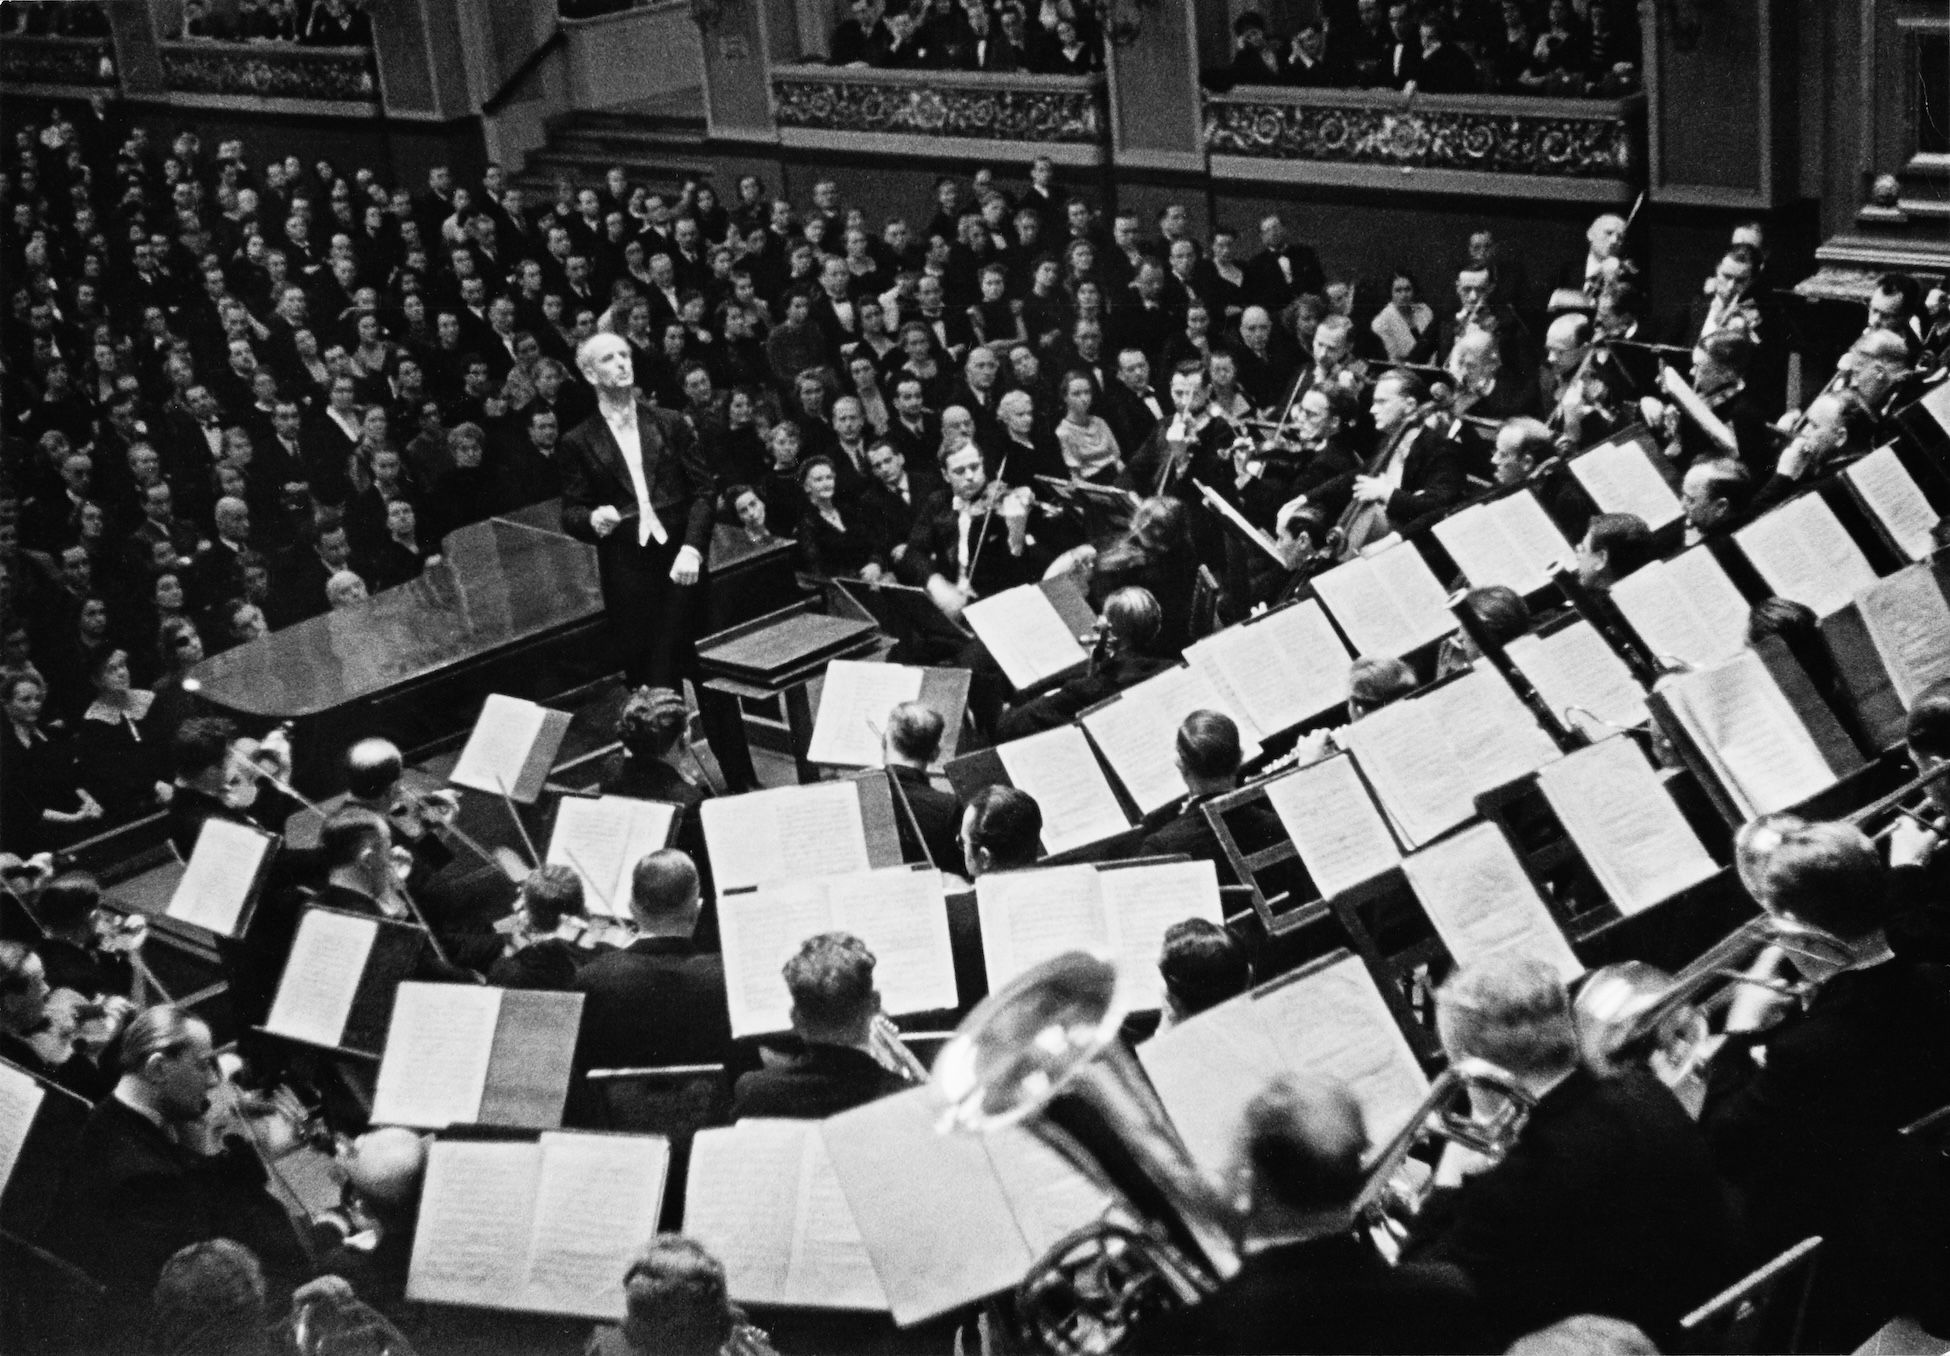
[
  {"left": 557, "top": 399, "right": 717, "bottom": 686},
  {"left": 1138, "top": 1233, "right": 1487, "bottom": 1355},
  {"left": 1409, "top": 1066, "right": 1739, "bottom": 1350},
  {"left": 889, "top": 763, "right": 962, "bottom": 871},
  {"left": 1242, "top": 244, "right": 1326, "bottom": 313},
  {"left": 1311, "top": 417, "right": 1467, "bottom": 534},
  {"left": 729, "top": 1042, "right": 910, "bottom": 1120},
  {"left": 570, "top": 935, "right": 734, "bottom": 1072},
  {"left": 1138, "top": 791, "right": 1283, "bottom": 886},
  {"left": 996, "top": 653, "right": 1176, "bottom": 740},
  {"left": 1703, "top": 958, "right": 1950, "bottom": 1346},
  {"left": 48, "top": 1098, "right": 312, "bottom": 1309}
]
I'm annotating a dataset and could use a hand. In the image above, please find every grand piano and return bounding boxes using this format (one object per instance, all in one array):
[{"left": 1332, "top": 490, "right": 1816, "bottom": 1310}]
[{"left": 186, "top": 500, "right": 797, "bottom": 794}]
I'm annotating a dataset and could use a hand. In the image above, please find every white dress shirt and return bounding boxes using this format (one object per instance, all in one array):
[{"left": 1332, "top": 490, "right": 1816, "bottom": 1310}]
[{"left": 603, "top": 403, "right": 668, "bottom": 547}]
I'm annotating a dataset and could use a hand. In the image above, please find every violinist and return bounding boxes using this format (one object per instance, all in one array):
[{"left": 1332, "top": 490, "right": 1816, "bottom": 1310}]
[
  {"left": 164, "top": 717, "right": 300, "bottom": 860},
  {"left": 48, "top": 1004, "right": 317, "bottom": 1318},
  {"left": 1490, "top": 418, "right": 1595, "bottom": 536},
  {"left": 489, "top": 864, "right": 615, "bottom": 990},
  {"left": 344, "top": 736, "right": 456, "bottom": 889},
  {"left": 1645, "top": 329, "right": 1772, "bottom": 473},
  {"left": 994, "top": 586, "right": 1174, "bottom": 740},
  {"left": 1, "top": 939, "right": 117, "bottom": 1098},
  {"left": 914, "top": 441, "right": 1051, "bottom": 624},
  {"left": 297, "top": 807, "right": 494, "bottom": 979},
  {"left": 25, "top": 870, "right": 137, "bottom": 1000},
  {"left": 1290, "top": 370, "right": 1466, "bottom": 555}
]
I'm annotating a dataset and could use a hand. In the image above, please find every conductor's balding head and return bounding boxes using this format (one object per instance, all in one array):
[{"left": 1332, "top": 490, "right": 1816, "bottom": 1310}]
[
  {"left": 629, "top": 848, "right": 701, "bottom": 934},
  {"left": 577, "top": 332, "right": 634, "bottom": 392}
]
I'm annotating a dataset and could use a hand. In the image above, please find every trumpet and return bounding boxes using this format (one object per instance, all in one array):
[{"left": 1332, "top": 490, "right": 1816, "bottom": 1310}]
[{"left": 1350, "top": 1059, "right": 1535, "bottom": 1263}]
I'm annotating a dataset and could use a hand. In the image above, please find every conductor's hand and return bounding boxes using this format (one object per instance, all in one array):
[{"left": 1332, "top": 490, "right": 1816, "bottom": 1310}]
[
  {"left": 590, "top": 505, "right": 623, "bottom": 538},
  {"left": 670, "top": 545, "right": 702, "bottom": 585}
]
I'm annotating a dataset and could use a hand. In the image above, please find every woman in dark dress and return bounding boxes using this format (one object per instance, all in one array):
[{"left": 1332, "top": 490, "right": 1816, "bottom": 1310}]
[
  {"left": 1, "top": 670, "right": 101, "bottom": 854},
  {"left": 795, "top": 457, "right": 888, "bottom": 581},
  {"left": 71, "top": 648, "right": 170, "bottom": 826}
]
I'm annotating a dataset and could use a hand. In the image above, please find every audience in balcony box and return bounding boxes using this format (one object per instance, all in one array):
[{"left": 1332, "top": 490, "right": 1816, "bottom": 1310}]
[
  {"left": 823, "top": 0, "right": 1106, "bottom": 71},
  {"left": 1218, "top": 0, "right": 1633, "bottom": 96}
]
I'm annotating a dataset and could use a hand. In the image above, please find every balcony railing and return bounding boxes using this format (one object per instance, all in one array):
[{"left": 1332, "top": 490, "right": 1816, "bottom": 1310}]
[
  {"left": 770, "top": 64, "right": 1108, "bottom": 165},
  {"left": 0, "top": 33, "right": 116, "bottom": 90},
  {"left": 158, "top": 39, "right": 376, "bottom": 108},
  {"left": 1204, "top": 86, "right": 1643, "bottom": 200}
]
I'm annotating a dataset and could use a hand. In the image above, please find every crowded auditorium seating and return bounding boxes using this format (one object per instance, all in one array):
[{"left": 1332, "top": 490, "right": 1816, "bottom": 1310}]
[{"left": 3, "top": 4, "right": 1950, "bottom": 1353}]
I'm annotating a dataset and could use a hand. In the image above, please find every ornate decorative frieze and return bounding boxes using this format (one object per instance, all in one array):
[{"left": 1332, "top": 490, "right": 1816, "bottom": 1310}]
[
  {"left": 1204, "top": 91, "right": 1640, "bottom": 180},
  {"left": 0, "top": 35, "right": 116, "bottom": 87},
  {"left": 159, "top": 42, "right": 376, "bottom": 102},
  {"left": 772, "top": 68, "right": 1103, "bottom": 144}
]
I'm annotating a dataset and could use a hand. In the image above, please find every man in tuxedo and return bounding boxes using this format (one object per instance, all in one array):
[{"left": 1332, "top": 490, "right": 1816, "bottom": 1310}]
[
  {"left": 880, "top": 702, "right": 963, "bottom": 871},
  {"left": 1294, "top": 369, "right": 1465, "bottom": 540},
  {"left": 569, "top": 848, "right": 733, "bottom": 1080},
  {"left": 1138, "top": 710, "right": 1283, "bottom": 885},
  {"left": 1242, "top": 214, "right": 1325, "bottom": 314},
  {"left": 728, "top": 933, "right": 912, "bottom": 1119},
  {"left": 1406, "top": 956, "right": 1740, "bottom": 1349},
  {"left": 1102, "top": 348, "right": 1168, "bottom": 456},
  {"left": 557, "top": 333, "right": 717, "bottom": 688}
]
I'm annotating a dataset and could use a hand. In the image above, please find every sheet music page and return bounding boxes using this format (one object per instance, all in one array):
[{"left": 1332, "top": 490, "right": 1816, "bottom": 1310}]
[
  {"left": 1192, "top": 600, "right": 1349, "bottom": 734},
  {"left": 0, "top": 1061, "right": 44, "bottom": 1195},
  {"left": 522, "top": 1133, "right": 670, "bottom": 1319},
  {"left": 1536, "top": 737, "right": 1719, "bottom": 916},
  {"left": 981, "top": 1123, "right": 1114, "bottom": 1258},
  {"left": 821, "top": 1087, "right": 1030, "bottom": 1324},
  {"left": 1612, "top": 553, "right": 1744, "bottom": 669},
  {"left": 1495, "top": 490, "right": 1576, "bottom": 585},
  {"left": 965, "top": 586, "right": 1088, "bottom": 690},
  {"left": 1927, "top": 379, "right": 1950, "bottom": 435},
  {"left": 807, "top": 661, "right": 925, "bottom": 767},
  {"left": 994, "top": 725, "right": 1130, "bottom": 856},
  {"left": 1339, "top": 698, "right": 1477, "bottom": 849},
  {"left": 1263, "top": 757, "right": 1401, "bottom": 898},
  {"left": 264, "top": 909, "right": 378, "bottom": 1049},
  {"left": 684, "top": 1122, "right": 801, "bottom": 1305},
  {"left": 1857, "top": 565, "right": 1950, "bottom": 707},
  {"left": 975, "top": 866, "right": 1108, "bottom": 990},
  {"left": 1506, "top": 623, "right": 1649, "bottom": 732},
  {"left": 1402, "top": 821, "right": 1583, "bottom": 981},
  {"left": 1138, "top": 993, "right": 1288, "bottom": 1178},
  {"left": 166, "top": 817, "right": 272, "bottom": 936},
  {"left": 406, "top": 1140, "right": 541, "bottom": 1308},
  {"left": 718, "top": 880, "right": 837, "bottom": 1039},
  {"left": 1084, "top": 665, "right": 1263, "bottom": 817},
  {"left": 1099, "top": 860, "right": 1224, "bottom": 1012},
  {"left": 1370, "top": 540, "right": 1459, "bottom": 653},
  {"left": 371, "top": 983, "right": 503, "bottom": 1128},
  {"left": 1419, "top": 671, "right": 1562, "bottom": 811},
  {"left": 1847, "top": 447, "right": 1942, "bottom": 562},
  {"left": 1667, "top": 649, "right": 1843, "bottom": 816},
  {"left": 1735, "top": 495, "right": 1880, "bottom": 618},
  {"left": 785, "top": 1132, "right": 889, "bottom": 1310},
  {"left": 1080, "top": 681, "right": 1190, "bottom": 817},
  {"left": 1569, "top": 437, "right": 1683, "bottom": 532},
  {"left": 1435, "top": 502, "right": 1548, "bottom": 596},
  {"left": 703, "top": 781, "right": 871, "bottom": 892},
  {"left": 827, "top": 869, "right": 959, "bottom": 1019},
  {"left": 1253, "top": 955, "right": 1431, "bottom": 1144},
  {"left": 548, "top": 797, "right": 677, "bottom": 917},
  {"left": 450, "top": 694, "right": 548, "bottom": 795},
  {"left": 1313, "top": 553, "right": 1416, "bottom": 658}
]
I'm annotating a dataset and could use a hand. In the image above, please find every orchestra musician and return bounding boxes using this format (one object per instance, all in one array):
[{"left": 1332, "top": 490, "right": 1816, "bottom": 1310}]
[
  {"left": 995, "top": 587, "right": 1174, "bottom": 740},
  {"left": 1750, "top": 388, "right": 1876, "bottom": 515},
  {"left": 1154, "top": 918, "right": 1253, "bottom": 1029},
  {"left": 1286, "top": 369, "right": 1466, "bottom": 555},
  {"left": 880, "top": 700, "right": 964, "bottom": 872},
  {"left": 728, "top": 932, "right": 914, "bottom": 1121},
  {"left": 1888, "top": 680, "right": 1950, "bottom": 964},
  {"left": 1701, "top": 820, "right": 1950, "bottom": 1347},
  {"left": 1137, "top": 710, "right": 1282, "bottom": 885},
  {"left": 913, "top": 441, "right": 1051, "bottom": 623},
  {"left": 1137, "top": 1074, "right": 1486, "bottom": 1355},
  {"left": 48, "top": 1005, "right": 317, "bottom": 1321},
  {"left": 1403, "top": 956, "right": 1740, "bottom": 1350}
]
